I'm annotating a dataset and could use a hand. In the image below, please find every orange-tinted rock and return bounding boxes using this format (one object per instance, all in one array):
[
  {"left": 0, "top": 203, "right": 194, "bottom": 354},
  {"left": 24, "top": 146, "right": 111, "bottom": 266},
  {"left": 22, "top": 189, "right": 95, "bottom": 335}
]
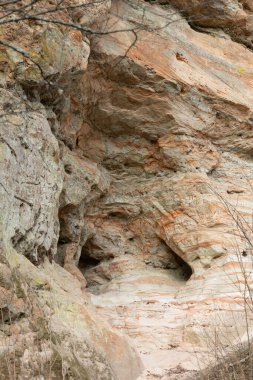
[
  {"left": 74, "top": 1, "right": 253, "bottom": 377},
  {"left": 165, "top": 0, "right": 253, "bottom": 47},
  {"left": 2, "top": 0, "right": 253, "bottom": 378}
]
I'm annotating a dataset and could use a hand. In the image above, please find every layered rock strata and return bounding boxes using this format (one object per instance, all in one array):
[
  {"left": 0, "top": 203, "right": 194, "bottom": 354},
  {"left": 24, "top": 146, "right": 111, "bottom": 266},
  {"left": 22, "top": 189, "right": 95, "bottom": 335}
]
[{"left": 1, "top": 0, "right": 253, "bottom": 379}]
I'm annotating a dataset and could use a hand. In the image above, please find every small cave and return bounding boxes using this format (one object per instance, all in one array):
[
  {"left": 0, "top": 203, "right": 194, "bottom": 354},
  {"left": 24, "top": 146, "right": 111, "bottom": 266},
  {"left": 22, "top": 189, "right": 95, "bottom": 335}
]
[
  {"left": 173, "top": 254, "right": 193, "bottom": 281},
  {"left": 78, "top": 240, "right": 102, "bottom": 276},
  {"left": 78, "top": 250, "right": 101, "bottom": 271},
  {"left": 147, "top": 239, "right": 193, "bottom": 282},
  {"left": 77, "top": 239, "right": 114, "bottom": 292},
  {"left": 166, "top": 242, "right": 193, "bottom": 281}
]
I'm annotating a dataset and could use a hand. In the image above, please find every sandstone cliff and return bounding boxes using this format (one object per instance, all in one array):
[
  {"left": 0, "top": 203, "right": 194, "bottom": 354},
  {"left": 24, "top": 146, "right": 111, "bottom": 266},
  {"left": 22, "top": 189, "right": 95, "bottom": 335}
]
[{"left": 1, "top": 0, "right": 253, "bottom": 379}]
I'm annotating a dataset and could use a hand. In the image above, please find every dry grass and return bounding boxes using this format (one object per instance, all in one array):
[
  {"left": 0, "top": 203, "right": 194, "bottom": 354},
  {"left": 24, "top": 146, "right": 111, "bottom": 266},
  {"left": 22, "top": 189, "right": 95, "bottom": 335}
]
[{"left": 194, "top": 343, "right": 253, "bottom": 380}]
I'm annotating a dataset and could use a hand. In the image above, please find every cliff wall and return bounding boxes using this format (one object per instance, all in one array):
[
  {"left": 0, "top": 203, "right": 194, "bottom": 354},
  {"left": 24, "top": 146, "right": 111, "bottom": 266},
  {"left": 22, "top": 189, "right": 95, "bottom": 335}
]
[{"left": 1, "top": 0, "right": 253, "bottom": 379}]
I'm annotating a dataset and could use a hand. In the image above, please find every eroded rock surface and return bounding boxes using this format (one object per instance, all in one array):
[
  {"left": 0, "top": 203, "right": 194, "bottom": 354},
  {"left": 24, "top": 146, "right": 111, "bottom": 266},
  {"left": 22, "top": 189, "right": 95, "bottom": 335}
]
[
  {"left": 1, "top": 0, "right": 253, "bottom": 379},
  {"left": 78, "top": 0, "right": 253, "bottom": 377}
]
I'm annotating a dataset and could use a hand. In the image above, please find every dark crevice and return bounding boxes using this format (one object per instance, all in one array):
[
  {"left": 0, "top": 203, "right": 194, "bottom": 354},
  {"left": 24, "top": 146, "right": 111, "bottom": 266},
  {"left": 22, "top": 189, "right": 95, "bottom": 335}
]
[
  {"left": 58, "top": 238, "right": 71, "bottom": 245},
  {"left": 79, "top": 251, "right": 101, "bottom": 270},
  {"left": 149, "top": 238, "right": 193, "bottom": 281},
  {"left": 108, "top": 211, "right": 126, "bottom": 218},
  {"left": 173, "top": 254, "right": 193, "bottom": 281}
]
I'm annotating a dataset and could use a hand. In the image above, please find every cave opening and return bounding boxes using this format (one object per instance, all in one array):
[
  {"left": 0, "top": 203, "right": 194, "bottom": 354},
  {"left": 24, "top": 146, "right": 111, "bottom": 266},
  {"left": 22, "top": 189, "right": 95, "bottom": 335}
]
[
  {"left": 78, "top": 241, "right": 112, "bottom": 292},
  {"left": 173, "top": 254, "right": 193, "bottom": 281},
  {"left": 78, "top": 240, "right": 103, "bottom": 275},
  {"left": 79, "top": 250, "right": 101, "bottom": 270},
  {"left": 150, "top": 239, "right": 193, "bottom": 282},
  {"left": 78, "top": 236, "right": 193, "bottom": 285}
]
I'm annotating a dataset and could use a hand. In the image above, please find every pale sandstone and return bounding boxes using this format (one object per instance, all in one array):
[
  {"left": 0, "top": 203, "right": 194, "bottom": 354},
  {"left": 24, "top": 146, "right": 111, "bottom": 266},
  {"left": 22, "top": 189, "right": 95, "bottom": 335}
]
[
  {"left": 1, "top": 0, "right": 253, "bottom": 379},
  {"left": 76, "top": 1, "right": 253, "bottom": 378}
]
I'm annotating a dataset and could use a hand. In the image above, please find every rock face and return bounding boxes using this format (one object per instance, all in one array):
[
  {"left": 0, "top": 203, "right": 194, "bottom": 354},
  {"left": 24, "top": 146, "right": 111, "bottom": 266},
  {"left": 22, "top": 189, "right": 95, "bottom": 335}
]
[
  {"left": 0, "top": 1, "right": 143, "bottom": 379},
  {"left": 1, "top": 0, "right": 253, "bottom": 379},
  {"left": 166, "top": 0, "right": 253, "bottom": 47},
  {"left": 0, "top": 89, "right": 62, "bottom": 263}
]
